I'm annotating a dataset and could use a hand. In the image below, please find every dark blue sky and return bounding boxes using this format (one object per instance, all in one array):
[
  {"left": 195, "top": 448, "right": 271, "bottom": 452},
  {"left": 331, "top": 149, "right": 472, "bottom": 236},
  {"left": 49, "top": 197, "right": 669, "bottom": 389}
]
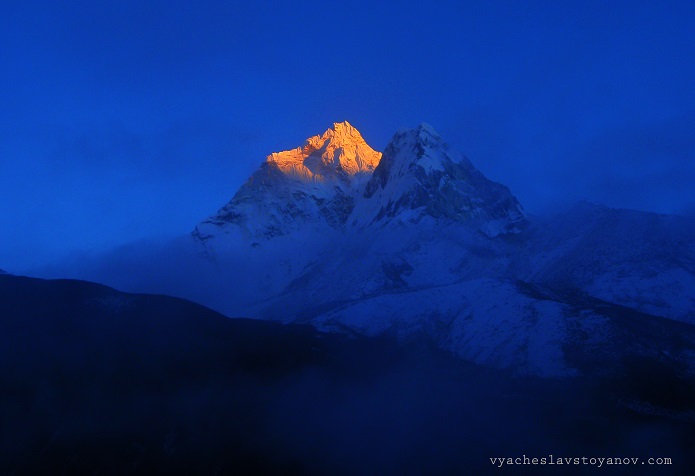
[{"left": 1, "top": 0, "right": 694, "bottom": 270}]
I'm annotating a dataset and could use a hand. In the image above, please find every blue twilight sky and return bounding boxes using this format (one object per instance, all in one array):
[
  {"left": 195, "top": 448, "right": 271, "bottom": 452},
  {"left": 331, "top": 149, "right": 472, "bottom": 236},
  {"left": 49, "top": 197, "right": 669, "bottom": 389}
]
[{"left": 1, "top": 0, "right": 694, "bottom": 270}]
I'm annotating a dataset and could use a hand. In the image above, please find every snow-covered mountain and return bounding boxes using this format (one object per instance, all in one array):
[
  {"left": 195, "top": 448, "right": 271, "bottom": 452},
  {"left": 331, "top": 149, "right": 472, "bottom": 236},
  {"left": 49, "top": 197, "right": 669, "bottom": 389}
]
[
  {"left": 181, "top": 121, "right": 695, "bottom": 377},
  {"left": 353, "top": 123, "right": 526, "bottom": 236},
  {"left": 189, "top": 121, "right": 530, "bottom": 305},
  {"left": 194, "top": 121, "right": 525, "bottom": 247}
]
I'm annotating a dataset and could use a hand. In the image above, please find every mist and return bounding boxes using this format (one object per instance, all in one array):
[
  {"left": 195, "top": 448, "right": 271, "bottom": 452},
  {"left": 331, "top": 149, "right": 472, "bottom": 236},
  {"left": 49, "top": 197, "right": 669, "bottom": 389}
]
[
  {"left": 3, "top": 273, "right": 692, "bottom": 474},
  {"left": 27, "top": 228, "right": 348, "bottom": 319}
]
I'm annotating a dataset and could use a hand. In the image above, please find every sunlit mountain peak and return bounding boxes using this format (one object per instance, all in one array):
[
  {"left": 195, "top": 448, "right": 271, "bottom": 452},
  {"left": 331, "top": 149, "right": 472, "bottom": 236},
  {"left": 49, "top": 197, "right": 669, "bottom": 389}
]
[
  {"left": 195, "top": 121, "right": 528, "bottom": 242},
  {"left": 266, "top": 121, "right": 382, "bottom": 181}
]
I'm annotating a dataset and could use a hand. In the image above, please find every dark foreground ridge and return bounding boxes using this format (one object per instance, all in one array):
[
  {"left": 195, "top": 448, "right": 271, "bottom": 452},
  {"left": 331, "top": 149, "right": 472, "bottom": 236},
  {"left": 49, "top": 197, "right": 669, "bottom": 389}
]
[{"left": 1, "top": 274, "right": 694, "bottom": 475}]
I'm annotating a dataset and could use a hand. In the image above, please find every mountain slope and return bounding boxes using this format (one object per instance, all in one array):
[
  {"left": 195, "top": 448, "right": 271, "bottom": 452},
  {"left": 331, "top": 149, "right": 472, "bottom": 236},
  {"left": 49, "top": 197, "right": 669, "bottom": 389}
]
[
  {"left": 520, "top": 202, "right": 695, "bottom": 324},
  {"left": 261, "top": 236, "right": 695, "bottom": 378},
  {"left": 3, "top": 274, "right": 695, "bottom": 475}
]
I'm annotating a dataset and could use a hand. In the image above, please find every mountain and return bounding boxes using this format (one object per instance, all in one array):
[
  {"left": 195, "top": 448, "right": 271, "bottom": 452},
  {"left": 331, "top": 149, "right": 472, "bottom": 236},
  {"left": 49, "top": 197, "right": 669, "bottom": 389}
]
[
  {"left": 189, "top": 121, "right": 531, "bottom": 303},
  {"left": 3, "top": 273, "right": 694, "bottom": 474},
  {"left": 193, "top": 121, "right": 525, "bottom": 247},
  {"left": 69, "top": 121, "right": 694, "bottom": 380}
]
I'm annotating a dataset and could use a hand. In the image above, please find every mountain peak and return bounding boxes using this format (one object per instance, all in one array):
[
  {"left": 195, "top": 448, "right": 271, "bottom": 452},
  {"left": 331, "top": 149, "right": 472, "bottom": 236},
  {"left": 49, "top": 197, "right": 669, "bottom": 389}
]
[
  {"left": 195, "top": 121, "right": 383, "bottom": 240},
  {"left": 356, "top": 123, "right": 526, "bottom": 235},
  {"left": 416, "top": 122, "right": 438, "bottom": 135},
  {"left": 267, "top": 121, "right": 381, "bottom": 181},
  {"left": 328, "top": 120, "right": 361, "bottom": 139}
]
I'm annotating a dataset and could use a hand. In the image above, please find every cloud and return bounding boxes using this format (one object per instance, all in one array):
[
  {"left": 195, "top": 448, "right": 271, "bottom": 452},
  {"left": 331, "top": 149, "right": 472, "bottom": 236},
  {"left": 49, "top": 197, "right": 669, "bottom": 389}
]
[{"left": 555, "top": 113, "right": 695, "bottom": 214}]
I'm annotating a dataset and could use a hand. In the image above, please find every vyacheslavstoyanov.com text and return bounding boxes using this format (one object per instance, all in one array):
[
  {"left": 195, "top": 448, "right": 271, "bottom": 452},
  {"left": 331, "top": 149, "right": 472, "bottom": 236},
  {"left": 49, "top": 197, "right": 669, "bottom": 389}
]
[{"left": 490, "top": 455, "right": 672, "bottom": 468}]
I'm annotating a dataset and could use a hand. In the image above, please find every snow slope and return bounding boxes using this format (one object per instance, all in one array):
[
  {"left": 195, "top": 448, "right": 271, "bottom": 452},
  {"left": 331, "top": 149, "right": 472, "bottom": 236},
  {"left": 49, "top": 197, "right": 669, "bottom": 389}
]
[{"left": 520, "top": 202, "right": 695, "bottom": 324}]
